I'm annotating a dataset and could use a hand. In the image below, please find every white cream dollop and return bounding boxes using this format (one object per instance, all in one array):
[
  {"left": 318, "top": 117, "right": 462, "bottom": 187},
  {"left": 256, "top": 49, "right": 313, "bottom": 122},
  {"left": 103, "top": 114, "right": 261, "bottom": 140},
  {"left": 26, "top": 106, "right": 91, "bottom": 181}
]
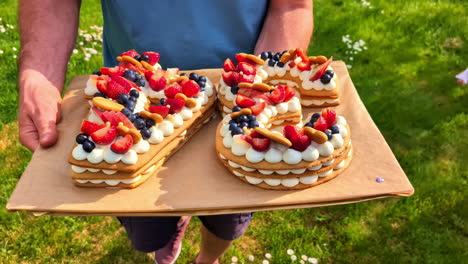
[
  {"left": 264, "top": 148, "right": 283, "bottom": 163},
  {"left": 245, "top": 148, "right": 265, "bottom": 163},
  {"left": 121, "top": 149, "right": 138, "bottom": 165},
  {"left": 282, "top": 149, "right": 302, "bottom": 165},
  {"left": 158, "top": 121, "right": 174, "bottom": 137},
  {"left": 301, "top": 146, "right": 319, "bottom": 161},
  {"left": 231, "top": 135, "right": 251, "bottom": 156},
  {"left": 72, "top": 145, "right": 88, "bottom": 160}
]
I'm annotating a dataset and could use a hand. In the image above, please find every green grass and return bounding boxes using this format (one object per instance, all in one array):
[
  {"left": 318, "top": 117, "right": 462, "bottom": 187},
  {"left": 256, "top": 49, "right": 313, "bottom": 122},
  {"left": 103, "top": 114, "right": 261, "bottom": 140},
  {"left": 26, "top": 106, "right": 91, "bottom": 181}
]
[{"left": 1, "top": 0, "right": 467, "bottom": 263}]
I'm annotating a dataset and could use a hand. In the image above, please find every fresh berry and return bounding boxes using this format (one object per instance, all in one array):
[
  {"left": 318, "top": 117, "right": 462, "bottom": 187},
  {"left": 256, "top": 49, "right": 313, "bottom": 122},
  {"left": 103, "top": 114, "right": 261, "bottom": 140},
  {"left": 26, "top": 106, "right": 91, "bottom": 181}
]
[
  {"left": 321, "top": 108, "right": 336, "bottom": 126},
  {"left": 76, "top": 133, "right": 88, "bottom": 144},
  {"left": 223, "top": 58, "right": 236, "bottom": 72},
  {"left": 297, "top": 61, "right": 311, "bottom": 71},
  {"left": 147, "top": 69, "right": 167, "bottom": 91},
  {"left": 235, "top": 53, "right": 248, "bottom": 63},
  {"left": 320, "top": 74, "right": 332, "bottom": 84},
  {"left": 159, "top": 98, "right": 166, "bottom": 105},
  {"left": 238, "top": 74, "right": 255, "bottom": 84},
  {"left": 198, "top": 76, "right": 207, "bottom": 82},
  {"left": 140, "top": 128, "right": 152, "bottom": 140},
  {"left": 310, "top": 56, "right": 333, "bottom": 82},
  {"left": 330, "top": 125, "right": 340, "bottom": 134},
  {"left": 164, "top": 98, "right": 185, "bottom": 114},
  {"left": 146, "top": 119, "right": 156, "bottom": 128},
  {"left": 249, "top": 120, "right": 259, "bottom": 128},
  {"left": 239, "top": 115, "right": 249, "bottom": 123},
  {"left": 249, "top": 101, "right": 266, "bottom": 115},
  {"left": 249, "top": 130, "right": 264, "bottom": 139},
  {"left": 133, "top": 118, "right": 146, "bottom": 129},
  {"left": 295, "top": 48, "right": 309, "bottom": 62},
  {"left": 325, "top": 70, "right": 334, "bottom": 77},
  {"left": 324, "top": 130, "right": 332, "bottom": 140},
  {"left": 312, "top": 113, "right": 321, "bottom": 119},
  {"left": 283, "top": 86, "right": 296, "bottom": 102},
  {"left": 120, "top": 49, "right": 140, "bottom": 58},
  {"left": 283, "top": 125, "right": 300, "bottom": 140},
  {"left": 235, "top": 94, "right": 256, "bottom": 108},
  {"left": 236, "top": 62, "right": 256, "bottom": 75},
  {"left": 314, "top": 116, "right": 328, "bottom": 131},
  {"left": 96, "top": 78, "right": 109, "bottom": 94},
  {"left": 222, "top": 71, "right": 240, "bottom": 86},
  {"left": 117, "top": 93, "right": 129, "bottom": 105},
  {"left": 94, "top": 92, "right": 106, "bottom": 98},
  {"left": 251, "top": 137, "right": 271, "bottom": 151},
  {"left": 148, "top": 105, "right": 170, "bottom": 118},
  {"left": 126, "top": 100, "right": 136, "bottom": 111},
  {"left": 197, "top": 80, "right": 206, "bottom": 88},
  {"left": 268, "top": 59, "right": 276, "bottom": 67},
  {"left": 273, "top": 53, "right": 281, "bottom": 61},
  {"left": 123, "top": 69, "right": 137, "bottom": 82},
  {"left": 229, "top": 123, "right": 238, "bottom": 131},
  {"left": 290, "top": 133, "right": 311, "bottom": 151},
  {"left": 304, "top": 122, "right": 313, "bottom": 127},
  {"left": 82, "top": 140, "right": 95, "bottom": 153},
  {"left": 100, "top": 65, "right": 125, "bottom": 77},
  {"left": 288, "top": 61, "right": 296, "bottom": 68},
  {"left": 92, "top": 70, "right": 101, "bottom": 76},
  {"left": 181, "top": 80, "right": 200, "bottom": 97},
  {"left": 113, "top": 75, "right": 139, "bottom": 91},
  {"left": 129, "top": 89, "right": 139, "bottom": 98},
  {"left": 269, "top": 86, "right": 286, "bottom": 104},
  {"left": 127, "top": 113, "right": 136, "bottom": 122},
  {"left": 238, "top": 88, "right": 273, "bottom": 104},
  {"left": 277, "top": 62, "right": 285, "bottom": 67},
  {"left": 164, "top": 83, "right": 182, "bottom": 98},
  {"left": 232, "top": 106, "right": 241, "bottom": 112},
  {"left": 260, "top": 52, "right": 269, "bottom": 60},
  {"left": 141, "top": 52, "right": 160, "bottom": 65},
  {"left": 135, "top": 78, "right": 146, "bottom": 87},
  {"left": 90, "top": 125, "right": 117, "bottom": 145},
  {"left": 188, "top": 72, "right": 199, "bottom": 81},
  {"left": 239, "top": 122, "right": 249, "bottom": 128},
  {"left": 230, "top": 84, "right": 239, "bottom": 94},
  {"left": 106, "top": 80, "right": 131, "bottom": 99},
  {"left": 140, "top": 54, "right": 150, "bottom": 62},
  {"left": 100, "top": 111, "right": 135, "bottom": 128},
  {"left": 110, "top": 134, "right": 133, "bottom": 154},
  {"left": 231, "top": 127, "right": 244, "bottom": 136},
  {"left": 80, "top": 120, "right": 105, "bottom": 135}
]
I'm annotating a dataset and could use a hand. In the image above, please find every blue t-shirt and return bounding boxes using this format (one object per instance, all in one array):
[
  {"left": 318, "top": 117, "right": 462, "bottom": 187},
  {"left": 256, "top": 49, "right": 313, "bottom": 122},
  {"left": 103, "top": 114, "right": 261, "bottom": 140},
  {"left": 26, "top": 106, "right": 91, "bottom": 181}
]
[{"left": 101, "top": 0, "right": 268, "bottom": 69}]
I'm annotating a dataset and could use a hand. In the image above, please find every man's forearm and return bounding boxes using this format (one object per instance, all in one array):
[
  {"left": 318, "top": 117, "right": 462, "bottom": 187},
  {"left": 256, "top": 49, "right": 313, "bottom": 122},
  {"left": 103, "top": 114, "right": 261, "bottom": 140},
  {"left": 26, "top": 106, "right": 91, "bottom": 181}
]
[
  {"left": 19, "top": 0, "right": 81, "bottom": 91},
  {"left": 255, "top": 0, "right": 313, "bottom": 54}
]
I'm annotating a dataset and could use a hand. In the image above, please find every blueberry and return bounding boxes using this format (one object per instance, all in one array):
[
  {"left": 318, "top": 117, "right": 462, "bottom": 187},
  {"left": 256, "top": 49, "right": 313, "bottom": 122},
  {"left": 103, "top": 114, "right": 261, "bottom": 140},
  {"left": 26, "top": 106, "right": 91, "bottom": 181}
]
[
  {"left": 320, "top": 74, "right": 332, "bottom": 84},
  {"left": 198, "top": 76, "right": 207, "bottom": 82},
  {"left": 330, "top": 126, "right": 340, "bottom": 134},
  {"left": 232, "top": 106, "right": 241, "bottom": 112},
  {"left": 127, "top": 113, "right": 136, "bottom": 122},
  {"left": 304, "top": 122, "right": 313, "bottom": 127},
  {"left": 133, "top": 55, "right": 141, "bottom": 61},
  {"left": 135, "top": 78, "right": 145, "bottom": 87},
  {"left": 117, "top": 93, "right": 129, "bottom": 105},
  {"left": 240, "top": 122, "right": 249, "bottom": 128},
  {"left": 197, "top": 80, "right": 206, "bottom": 88},
  {"left": 159, "top": 98, "right": 166, "bottom": 105},
  {"left": 121, "top": 108, "right": 132, "bottom": 117},
  {"left": 325, "top": 70, "right": 334, "bottom": 77},
  {"left": 248, "top": 114, "right": 256, "bottom": 121},
  {"left": 249, "top": 120, "right": 259, "bottom": 128},
  {"left": 140, "top": 54, "right": 149, "bottom": 62},
  {"left": 134, "top": 112, "right": 140, "bottom": 119},
  {"left": 126, "top": 101, "right": 136, "bottom": 111},
  {"left": 260, "top": 52, "right": 269, "bottom": 60},
  {"left": 230, "top": 84, "right": 239, "bottom": 94},
  {"left": 76, "top": 133, "right": 88, "bottom": 144},
  {"left": 94, "top": 92, "right": 106, "bottom": 98},
  {"left": 129, "top": 95, "right": 137, "bottom": 102},
  {"left": 267, "top": 52, "right": 274, "bottom": 59},
  {"left": 134, "top": 118, "right": 146, "bottom": 129},
  {"left": 124, "top": 70, "right": 136, "bottom": 82},
  {"left": 180, "top": 73, "right": 187, "bottom": 76},
  {"left": 239, "top": 115, "right": 249, "bottom": 122},
  {"left": 276, "top": 62, "right": 285, "bottom": 68},
  {"left": 129, "top": 89, "right": 139, "bottom": 98},
  {"left": 139, "top": 128, "right": 151, "bottom": 139},
  {"left": 92, "top": 70, "right": 101, "bottom": 76},
  {"left": 82, "top": 140, "right": 95, "bottom": 153},
  {"left": 231, "top": 127, "right": 244, "bottom": 136},
  {"left": 229, "top": 123, "right": 237, "bottom": 131},
  {"left": 312, "top": 113, "right": 321, "bottom": 119},
  {"left": 189, "top": 73, "right": 199, "bottom": 81},
  {"left": 324, "top": 130, "right": 332, "bottom": 140},
  {"left": 268, "top": 59, "right": 276, "bottom": 67},
  {"left": 273, "top": 53, "right": 281, "bottom": 61},
  {"left": 146, "top": 119, "right": 156, "bottom": 128}
]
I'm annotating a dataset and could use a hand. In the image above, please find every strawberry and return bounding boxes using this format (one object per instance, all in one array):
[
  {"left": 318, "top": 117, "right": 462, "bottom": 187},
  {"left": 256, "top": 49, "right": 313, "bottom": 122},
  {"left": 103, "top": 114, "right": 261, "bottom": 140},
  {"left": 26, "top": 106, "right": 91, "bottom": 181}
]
[
  {"left": 223, "top": 58, "right": 236, "bottom": 72},
  {"left": 251, "top": 137, "right": 271, "bottom": 152},
  {"left": 249, "top": 130, "right": 265, "bottom": 139},
  {"left": 314, "top": 116, "right": 329, "bottom": 131},
  {"left": 321, "top": 108, "right": 336, "bottom": 126},
  {"left": 269, "top": 86, "right": 286, "bottom": 104},
  {"left": 111, "top": 75, "right": 135, "bottom": 91},
  {"left": 295, "top": 49, "right": 309, "bottom": 62},
  {"left": 142, "top": 51, "right": 160, "bottom": 65},
  {"left": 111, "top": 134, "right": 133, "bottom": 154},
  {"left": 81, "top": 120, "right": 105, "bottom": 135},
  {"left": 290, "top": 133, "right": 311, "bottom": 151},
  {"left": 288, "top": 61, "right": 296, "bottom": 68},
  {"left": 148, "top": 69, "right": 167, "bottom": 91},
  {"left": 114, "top": 111, "right": 136, "bottom": 129},
  {"left": 249, "top": 101, "right": 266, "bottom": 115},
  {"left": 235, "top": 93, "right": 256, "bottom": 108},
  {"left": 238, "top": 73, "right": 255, "bottom": 84},
  {"left": 106, "top": 80, "right": 131, "bottom": 99},
  {"left": 181, "top": 80, "right": 200, "bottom": 97},
  {"left": 100, "top": 66, "right": 125, "bottom": 77},
  {"left": 222, "top": 71, "right": 240, "bottom": 86},
  {"left": 283, "top": 86, "right": 296, "bottom": 102},
  {"left": 90, "top": 125, "right": 117, "bottom": 145},
  {"left": 120, "top": 49, "right": 140, "bottom": 58},
  {"left": 164, "top": 83, "right": 182, "bottom": 99},
  {"left": 101, "top": 111, "right": 135, "bottom": 129},
  {"left": 240, "top": 134, "right": 253, "bottom": 145},
  {"left": 92, "top": 107, "right": 105, "bottom": 121},
  {"left": 96, "top": 79, "right": 108, "bottom": 94},
  {"left": 310, "top": 56, "right": 333, "bottom": 82},
  {"left": 164, "top": 98, "right": 185, "bottom": 114},
  {"left": 297, "top": 61, "right": 311, "bottom": 71},
  {"left": 235, "top": 53, "right": 247, "bottom": 63},
  {"left": 236, "top": 62, "right": 256, "bottom": 75},
  {"left": 238, "top": 88, "right": 273, "bottom": 105},
  {"left": 149, "top": 105, "right": 170, "bottom": 118},
  {"left": 283, "top": 125, "right": 300, "bottom": 140}
]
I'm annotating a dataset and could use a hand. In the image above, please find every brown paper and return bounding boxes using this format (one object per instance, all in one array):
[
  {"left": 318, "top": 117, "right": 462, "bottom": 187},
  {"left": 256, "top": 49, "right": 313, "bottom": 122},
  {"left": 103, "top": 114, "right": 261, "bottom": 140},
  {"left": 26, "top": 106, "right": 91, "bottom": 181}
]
[{"left": 6, "top": 62, "right": 414, "bottom": 216}]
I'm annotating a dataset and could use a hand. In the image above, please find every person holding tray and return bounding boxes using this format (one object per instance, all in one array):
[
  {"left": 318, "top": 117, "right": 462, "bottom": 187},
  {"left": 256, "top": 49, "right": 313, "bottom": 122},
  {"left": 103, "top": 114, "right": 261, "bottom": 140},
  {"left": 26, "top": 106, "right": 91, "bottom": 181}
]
[{"left": 17, "top": 0, "right": 313, "bottom": 263}]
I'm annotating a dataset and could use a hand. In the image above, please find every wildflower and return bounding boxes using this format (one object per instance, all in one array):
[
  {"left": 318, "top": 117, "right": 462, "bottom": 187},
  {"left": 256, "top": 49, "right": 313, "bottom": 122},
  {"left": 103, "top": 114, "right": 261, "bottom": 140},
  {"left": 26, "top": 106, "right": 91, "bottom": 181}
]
[
  {"left": 262, "top": 260, "right": 269, "bottom": 264},
  {"left": 231, "top": 256, "right": 238, "bottom": 263},
  {"left": 13, "top": 55, "right": 17, "bottom": 59},
  {"left": 301, "top": 255, "right": 308, "bottom": 260},
  {"left": 309, "top": 258, "right": 318, "bottom": 263},
  {"left": 291, "top": 255, "right": 297, "bottom": 261},
  {"left": 0, "top": 50, "right": 3, "bottom": 54},
  {"left": 12, "top": 47, "right": 17, "bottom": 51},
  {"left": 73, "top": 49, "right": 78, "bottom": 54},
  {"left": 287, "top": 249, "right": 294, "bottom": 255},
  {"left": 265, "top": 253, "right": 272, "bottom": 259},
  {"left": 300, "top": 261, "right": 305, "bottom": 264},
  {"left": 248, "top": 255, "right": 255, "bottom": 262}
]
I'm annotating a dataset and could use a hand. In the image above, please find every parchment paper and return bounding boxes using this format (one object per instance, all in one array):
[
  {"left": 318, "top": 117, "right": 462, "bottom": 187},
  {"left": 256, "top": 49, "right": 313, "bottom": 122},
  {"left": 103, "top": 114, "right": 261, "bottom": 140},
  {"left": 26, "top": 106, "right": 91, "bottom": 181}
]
[{"left": 6, "top": 62, "right": 414, "bottom": 216}]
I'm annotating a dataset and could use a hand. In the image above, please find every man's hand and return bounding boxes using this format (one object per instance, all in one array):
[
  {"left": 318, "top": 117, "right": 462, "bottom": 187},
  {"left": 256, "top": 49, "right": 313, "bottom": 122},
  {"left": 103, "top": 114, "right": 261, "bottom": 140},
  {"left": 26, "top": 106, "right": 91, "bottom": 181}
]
[{"left": 18, "top": 70, "right": 62, "bottom": 151}]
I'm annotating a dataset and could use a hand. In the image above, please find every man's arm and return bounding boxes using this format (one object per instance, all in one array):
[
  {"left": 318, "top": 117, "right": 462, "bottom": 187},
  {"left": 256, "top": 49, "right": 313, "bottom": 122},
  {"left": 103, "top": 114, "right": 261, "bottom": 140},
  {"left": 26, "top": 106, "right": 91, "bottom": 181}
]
[
  {"left": 254, "top": 0, "right": 313, "bottom": 54},
  {"left": 18, "top": 0, "right": 81, "bottom": 151}
]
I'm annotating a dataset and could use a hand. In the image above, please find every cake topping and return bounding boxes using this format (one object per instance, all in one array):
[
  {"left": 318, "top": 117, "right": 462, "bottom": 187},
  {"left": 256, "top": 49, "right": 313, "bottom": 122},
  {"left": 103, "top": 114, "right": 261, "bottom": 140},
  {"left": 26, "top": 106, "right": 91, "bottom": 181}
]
[{"left": 110, "top": 134, "right": 133, "bottom": 154}]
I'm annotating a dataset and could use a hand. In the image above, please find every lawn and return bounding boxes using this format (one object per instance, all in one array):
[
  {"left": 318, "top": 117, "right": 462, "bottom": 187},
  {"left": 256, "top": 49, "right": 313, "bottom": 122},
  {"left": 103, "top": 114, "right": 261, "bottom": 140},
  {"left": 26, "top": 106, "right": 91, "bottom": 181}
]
[{"left": 1, "top": 0, "right": 467, "bottom": 263}]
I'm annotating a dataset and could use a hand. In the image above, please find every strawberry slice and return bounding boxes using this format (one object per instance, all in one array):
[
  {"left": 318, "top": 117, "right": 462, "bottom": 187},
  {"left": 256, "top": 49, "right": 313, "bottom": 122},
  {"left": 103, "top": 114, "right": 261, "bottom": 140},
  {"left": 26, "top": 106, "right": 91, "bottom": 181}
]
[
  {"left": 297, "top": 61, "right": 311, "bottom": 71},
  {"left": 238, "top": 88, "right": 273, "bottom": 105},
  {"left": 111, "top": 134, "right": 134, "bottom": 154},
  {"left": 164, "top": 98, "right": 185, "bottom": 114},
  {"left": 148, "top": 70, "right": 167, "bottom": 91},
  {"left": 237, "top": 62, "right": 256, "bottom": 75},
  {"left": 90, "top": 125, "right": 117, "bottom": 145},
  {"left": 120, "top": 49, "right": 140, "bottom": 58},
  {"left": 249, "top": 101, "right": 266, "bottom": 115},
  {"left": 114, "top": 111, "right": 136, "bottom": 129},
  {"left": 290, "top": 133, "right": 311, "bottom": 151},
  {"left": 100, "top": 66, "right": 125, "bottom": 77},
  {"left": 295, "top": 49, "right": 309, "bottom": 62},
  {"left": 269, "top": 86, "right": 286, "bottom": 104},
  {"left": 181, "top": 80, "right": 200, "bottom": 97},
  {"left": 314, "top": 116, "right": 329, "bottom": 131},
  {"left": 288, "top": 61, "right": 296, "bottom": 68},
  {"left": 235, "top": 93, "right": 256, "bottom": 108},
  {"left": 283, "top": 125, "right": 300, "bottom": 140},
  {"left": 111, "top": 75, "right": 136, "bottom": 91},
  {"left": 283, "top": 86, "right": 296, "bottom": 102},
  {"left": 238, "top": 73, "right": 255, "bottom": 84},
  {"left": 149, "top": 105, "right": 170, "bottom": 118},
  {"left": 81, "top": 120, "right": 105, "bottom": 135},
  {"left": 240, "top": 134, "right": 253, "bottom": 145},
  {"left": 142, "top": 51, "right": 160, "bottom": 65},
  {"left": 106, "top": 80, "right": 131, "bottom": 99},
  {"left": 321, "top": 108, "right": 336, "bottom": 127},
  {"left": 92, "top": 107, "right": 105, "bottom": 121},
  {"left": 251, "top": 137, "right": 271, "bottom": 152},
  {"left": 164, "top": 83, "right": 182, "bottom": 99},
  {"left": 235, "top": 53, "right": 247, "bottom": 63},
  {"left": 249, "top": 130, "right": 265, "bottom": 139},
  {"left": 223, "top": 58, "right": 236, "bottom": 72},
  {"left": 222, "top": 71, "right": 240, "bottom": 86},
  {"left": 310, "top": 56, "right": 333, "bottom": 82}
]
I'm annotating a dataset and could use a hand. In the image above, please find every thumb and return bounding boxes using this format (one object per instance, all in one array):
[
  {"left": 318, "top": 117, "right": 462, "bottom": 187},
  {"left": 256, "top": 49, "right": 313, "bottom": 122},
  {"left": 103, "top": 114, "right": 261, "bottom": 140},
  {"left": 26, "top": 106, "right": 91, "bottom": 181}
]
[{"left": 34, "top": 107, "right": 60, "bottom": 148}]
